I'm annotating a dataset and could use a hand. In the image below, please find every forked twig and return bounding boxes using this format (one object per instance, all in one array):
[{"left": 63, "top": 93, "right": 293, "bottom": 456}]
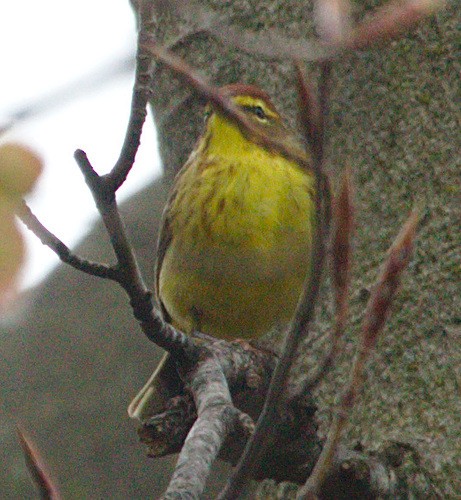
[{"left": 73, "top": 149, "right": 192, "bottom": 355}]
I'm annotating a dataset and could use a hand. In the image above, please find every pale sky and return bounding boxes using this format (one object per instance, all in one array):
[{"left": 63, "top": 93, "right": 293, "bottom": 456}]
[{"left": 0, "top": 1, "right": 160, "bottom": 289}]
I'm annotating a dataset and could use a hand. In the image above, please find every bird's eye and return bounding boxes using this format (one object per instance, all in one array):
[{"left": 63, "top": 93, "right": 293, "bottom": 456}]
[
  {"left": 203, "top": 109, "right": 211, "bottom": 122},
  {"left": 253, "top": 106, "right": 266, "bottom": 120}
]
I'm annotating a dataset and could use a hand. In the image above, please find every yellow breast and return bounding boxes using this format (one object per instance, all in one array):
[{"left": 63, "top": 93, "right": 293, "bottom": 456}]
[{"left": 158, "top": 134, "right": 315, "bottom": 340}]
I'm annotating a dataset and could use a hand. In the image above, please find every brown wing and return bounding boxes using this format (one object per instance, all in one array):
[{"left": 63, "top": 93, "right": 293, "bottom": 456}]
[
  {"left": 154, "top": 195, "right": 174, "bottom": 323},
  {"left": 154, "top": 152, "right": 196, "bottom": 322}
]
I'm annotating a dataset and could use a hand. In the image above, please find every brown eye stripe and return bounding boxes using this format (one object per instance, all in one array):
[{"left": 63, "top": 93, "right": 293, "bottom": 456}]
[{"left": 242, "top": 105, "right": 267, "bottom": 119}]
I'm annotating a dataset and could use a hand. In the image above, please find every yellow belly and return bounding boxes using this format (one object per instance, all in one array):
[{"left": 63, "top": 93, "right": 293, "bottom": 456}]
[{"left": 159, "top": 151, "right": 315, "bottom": 340}]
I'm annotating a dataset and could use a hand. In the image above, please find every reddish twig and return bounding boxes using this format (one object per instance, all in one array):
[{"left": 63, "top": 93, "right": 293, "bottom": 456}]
[
  {"left": 298, "top": 210, "right": 419, "bottom": 498},
  {"left": 139, "top": 43, "right": 311, "bottom": 171},
  {"left": 152, "top": 0, "right": 444, "bottom": 67},
  {"left": 16, "top": 425, "right": 61, "bottom": 500},
  {"left": 347, "top": 0, "right": 446, "bottom": 50},
  {"left": 297, "top": 166, "right": 354, "bottom": 395},
  {"left": 295, "top": 65, "right": 322, "bottom": 156}
]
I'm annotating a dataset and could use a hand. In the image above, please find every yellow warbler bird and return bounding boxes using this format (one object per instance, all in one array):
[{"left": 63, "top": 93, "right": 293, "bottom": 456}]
[{"left": 129, "top": 84, "right": 315, "bottom": 420}]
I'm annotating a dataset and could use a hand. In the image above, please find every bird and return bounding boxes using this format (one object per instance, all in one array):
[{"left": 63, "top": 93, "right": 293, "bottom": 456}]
[{"left": 128, "top": 84, "right": 315, "bottom": 420}]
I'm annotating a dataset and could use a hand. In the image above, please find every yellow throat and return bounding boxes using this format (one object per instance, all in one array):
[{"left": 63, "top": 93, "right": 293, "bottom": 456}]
[{"left": 157, "top": 85, "right": 315, "bottom": 340}]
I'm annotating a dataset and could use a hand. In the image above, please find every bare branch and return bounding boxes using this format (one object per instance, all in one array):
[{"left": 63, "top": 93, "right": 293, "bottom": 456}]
[
  {"left": 296, "top": 167, "right": 354, "bottom": 394},
  {"left": 165, "top": 355, "right": 254, "bottom": 498},
  {"left": 106, "top": 1, "right": 157, "bottom": 191},
  {"left": 298, "top": 210, "right": 419, "bottom": 497},
  {"left": 295, "top": 65, "right": 322, "bottom": 154},
  {"left": 331, "top": 167, "right": 353, "bottom": 322},
  {"left": 73, "top": 149, "right": 193, "bottom": 356},
  {"left": 153, "top": 0, "right": 332, "bottom": 62},
  {"left": 16, "top": 201, "right": 118, "bottom": 281},
  {"left": 16, "top": 425, "right": 61, "bottom": 500},
  {"left": 150, "top": 0, "right": 444, "bottom": 70}
]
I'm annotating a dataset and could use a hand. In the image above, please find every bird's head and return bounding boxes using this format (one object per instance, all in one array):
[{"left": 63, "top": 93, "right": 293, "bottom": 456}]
[
  {"left": 201, "top": 84, "right": 293, "bottom": 158},
  {"left": 204, "top": 84, "right": 281, "bottom": 128}
]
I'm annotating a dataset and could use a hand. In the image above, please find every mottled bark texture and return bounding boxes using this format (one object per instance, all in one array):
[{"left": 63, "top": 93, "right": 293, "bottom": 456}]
[{"left": 0, "top": 1, "right": 458, "bottom": 498}]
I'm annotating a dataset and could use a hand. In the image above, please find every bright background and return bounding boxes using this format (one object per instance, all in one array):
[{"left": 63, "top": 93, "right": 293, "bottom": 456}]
[{"left": 0, "top": 1, "right": 160, "bottom": 289}]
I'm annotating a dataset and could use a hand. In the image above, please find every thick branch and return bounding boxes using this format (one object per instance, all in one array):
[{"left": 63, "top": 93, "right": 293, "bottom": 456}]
[
  {"left": 165, "top": 355, "right": 253, "bottom": 498},
  {"left": 138, "top": 342, "right": 432, "bottom": 497}
]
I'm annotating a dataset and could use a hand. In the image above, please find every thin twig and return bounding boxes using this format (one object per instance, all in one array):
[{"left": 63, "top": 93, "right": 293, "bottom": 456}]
[
  {"left": 347, "top": 0, "right": 446, "bottom": 50},
  {"left": 295, "top": 65, "right": 321, "bottom": 154},
  {"left": 155, "top": 0, "right": 332, "bottom": 62},
  {"left": 297, "top": 167, "right": 353, "bottom": 394},
  {"left": 106, "top": 1, "right": 157, "bottom": 191},
  {"left": 16, "top": 425, "right": 61, "bottom": 500},
  {"left": 218, "top": 65, "right": 330, "bottom": 500},
  {"left": 151, "top": 0, "right": 443, "bottom": 68},
  {"left": 140, "top": 43, "right": 311, "bottom": 171},
  {"left": 297, "top": 210, "right": 419, "bottom": 498},
  {"left": 16, "top": 201, "right": 118, "bottom": 281}
]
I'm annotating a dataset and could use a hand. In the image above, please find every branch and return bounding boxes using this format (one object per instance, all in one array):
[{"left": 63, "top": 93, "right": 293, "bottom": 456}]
[
  {"left": 139, "top": 339, "right": 321, "bottom": 485},
  {"left": 347, "top": 0, "right": 446, "bottom": 50},
  {"left": 153, "top": 0, "right": 332, "bottom": 62},
  {"left": 298, "top": 210, "right": 419, "bottom": 498},
  {"left": 17, "top": 1, "right": 194, "bottom": 358},
  {"left": 139, "top": 43, "right": 311, "bottom": 171},
  {"left": 139, "top": 343, "right": 433, "bottom": 497},
  {"left": 106, "top": 1, "right": 157, "bottom": 191},
  {"left": 164, "top": 354, "right": 254, "bottom": 498},
  {"left": 152, "top": 0, "right": 443, "bottom": 67},
  {"left": 16, "top": 425, "right": 61, "bottom": 500},
  {"left": 16, "top": 201, "right": 118, "bottom": 281},
  {"left": 73, "top": 149, "right": 192, "bottom": 356},
  {"left": 295, "top": 166, "right": 354, "bottom": 395}
]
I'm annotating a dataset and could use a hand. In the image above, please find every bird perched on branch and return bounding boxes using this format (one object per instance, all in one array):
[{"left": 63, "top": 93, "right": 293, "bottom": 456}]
[{"left": 129, "top": 84, "right": 315, "bottom": 420}]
